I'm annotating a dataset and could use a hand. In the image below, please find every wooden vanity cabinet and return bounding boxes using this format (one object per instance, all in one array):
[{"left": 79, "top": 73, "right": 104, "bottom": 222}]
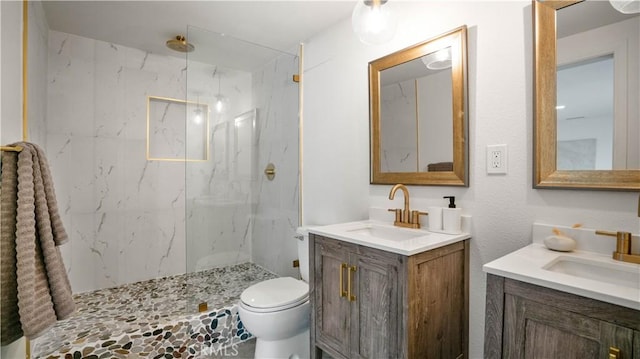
[
  {"left": 309, "top": 233, "right": 469, "bottom": 359},
  {"left": 485, "top": 274, "right": 640, "bottom": 359}
]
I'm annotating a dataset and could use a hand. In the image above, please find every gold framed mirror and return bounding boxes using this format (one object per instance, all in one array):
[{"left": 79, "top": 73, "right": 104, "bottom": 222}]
[
  {"left": 533, "top": 0, "right": 639, "bottom": 190},
  {"left": 370, "top": 26, "right": 468, "bottom": 186}
]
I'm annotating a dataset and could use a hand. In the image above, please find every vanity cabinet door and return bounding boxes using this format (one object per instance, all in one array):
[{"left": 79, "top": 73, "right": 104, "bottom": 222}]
[
  {"left": 349, "top": 246, "right": 403, "bottom": 359},
  {"left": 503, "top": 294, "right": 634, "bottom": 359},
  {"left": 313, "top": 236, "right": 352, "bottom": 357},
  {"left": 312, "top": 234, "right": 469, "bottom": 359}
]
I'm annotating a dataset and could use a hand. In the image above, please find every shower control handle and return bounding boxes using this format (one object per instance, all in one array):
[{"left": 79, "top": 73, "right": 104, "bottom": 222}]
[{"left": 264, "top": 163, "right": 276, "bottom": 181}]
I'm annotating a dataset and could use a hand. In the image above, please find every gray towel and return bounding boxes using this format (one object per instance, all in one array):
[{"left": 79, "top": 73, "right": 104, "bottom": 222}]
[
  {"left": 1, "top": 149, "right": 21, "bottom": 345},
  {"left": 1, "top": 142, "right": 75, "bottom": 345}
]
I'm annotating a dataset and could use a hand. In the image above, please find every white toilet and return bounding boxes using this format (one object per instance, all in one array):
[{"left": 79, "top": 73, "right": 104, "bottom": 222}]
[{"left": 238, "top": 229, "right": 310, "bottom": 358}]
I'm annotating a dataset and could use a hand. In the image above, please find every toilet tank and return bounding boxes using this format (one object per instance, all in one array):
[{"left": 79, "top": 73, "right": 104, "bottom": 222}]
[{"left": 296, "top": 227, "right": 309, "bottom": 283}]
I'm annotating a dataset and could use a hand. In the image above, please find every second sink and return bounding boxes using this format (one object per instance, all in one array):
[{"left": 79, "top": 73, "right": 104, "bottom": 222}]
[{"left": 543, "top": 255, "right": 640, "bottom": 289}]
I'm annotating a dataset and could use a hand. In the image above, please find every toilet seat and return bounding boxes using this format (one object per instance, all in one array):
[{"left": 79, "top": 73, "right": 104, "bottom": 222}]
[{"left": 240, "top": 277, "right": 309, "bottom": 313}]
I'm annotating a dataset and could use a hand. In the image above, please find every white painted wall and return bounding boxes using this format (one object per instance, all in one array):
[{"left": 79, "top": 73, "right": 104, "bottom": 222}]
[
  {"left": 1, "top": 1, "right": 47, "bottom": 356},
  {"left": 0, "top": 0, "right": 22, "bottom": 146},
  {"left": 302, "top": 2, "right": 640, "bottom": 357}
]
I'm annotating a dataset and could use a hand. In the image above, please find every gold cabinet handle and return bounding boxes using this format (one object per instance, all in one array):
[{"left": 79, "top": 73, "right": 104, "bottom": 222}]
[
  {"left": 339, "top": 263, "right": 348, "bottom": 298},
  {"left": 609, "top": 347, "right": 620, "bottom": 359},
  {"left": 348, "top": 265, "right": 357, "bottom": 302}
]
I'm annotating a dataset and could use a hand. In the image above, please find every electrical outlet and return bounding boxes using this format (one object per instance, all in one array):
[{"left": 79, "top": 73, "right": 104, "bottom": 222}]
[{"left": 487, "top": 144, "right": 507, "bottom": 174}]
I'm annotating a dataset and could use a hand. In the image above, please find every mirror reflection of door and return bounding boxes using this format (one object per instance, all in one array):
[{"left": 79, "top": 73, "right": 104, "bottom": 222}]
[
  {"left": 556, "top": 1, "right": 639, "bottom": 170},
  {"left": 557, "top": 56, "right": 613, "bottom": 170},
  {"left": 380, "top": 47, "right": 454, "bottom": 173}
]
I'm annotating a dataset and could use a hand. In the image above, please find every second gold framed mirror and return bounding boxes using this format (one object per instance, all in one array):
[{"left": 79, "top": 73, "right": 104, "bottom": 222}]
[
  {"left": 370, "top": 26, "right": 469, "bottom": 186},
  {"left": 533, "top": 0, "right": 639, "bottom": 190}
]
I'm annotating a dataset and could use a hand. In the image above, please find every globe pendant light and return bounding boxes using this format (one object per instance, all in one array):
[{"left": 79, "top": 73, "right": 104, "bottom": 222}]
[
  {"left": 609, "top": 0, "right": 640, "bottom": 14},
  {"left": 193, "top": 103, "right": 203, "bottom": 125},
  {"left": 213, "top": 71, "right": 228, "bottom": 114},
  {"left": 352, "top": 0, "right": 398, "bottom": 45}
]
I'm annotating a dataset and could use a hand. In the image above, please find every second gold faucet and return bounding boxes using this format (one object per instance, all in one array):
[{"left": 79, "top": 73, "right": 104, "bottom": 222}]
[{"left": 388, "top": 184, "right": 427, "bottom": 229}]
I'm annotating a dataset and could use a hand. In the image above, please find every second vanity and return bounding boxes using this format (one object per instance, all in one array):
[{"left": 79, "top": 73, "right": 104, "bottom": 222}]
[
  {"left": 308, "top": 218, "right": 471, "bottom": 359},
  {"left": 483, "top": 223, "right": 640, "bottom": 359}
]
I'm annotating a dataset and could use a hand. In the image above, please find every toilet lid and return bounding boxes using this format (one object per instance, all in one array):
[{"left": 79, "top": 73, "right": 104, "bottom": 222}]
[{"left": 240, "top": 277, "right": 308, "bottom": 310}]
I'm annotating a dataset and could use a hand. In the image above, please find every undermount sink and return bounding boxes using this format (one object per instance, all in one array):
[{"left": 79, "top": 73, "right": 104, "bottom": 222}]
[
  {"left": 345, "top": 223, "right": 427, "bottom": 241},
  {"left": 543, "top": 256, "right": 640, "bottom": 289}
]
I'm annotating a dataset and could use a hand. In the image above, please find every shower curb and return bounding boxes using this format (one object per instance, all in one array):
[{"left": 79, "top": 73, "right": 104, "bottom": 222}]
[{"left": 36, "top": 304, "right": 251, "bottom": 359}]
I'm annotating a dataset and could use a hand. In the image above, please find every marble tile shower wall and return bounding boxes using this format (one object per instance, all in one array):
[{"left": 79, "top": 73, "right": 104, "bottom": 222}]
[
  {"left": 46, "top": 30, "right": 188, "bottom": 293},
  {"left": 45, "top": 30, "right": 255, "bottom": 293}
]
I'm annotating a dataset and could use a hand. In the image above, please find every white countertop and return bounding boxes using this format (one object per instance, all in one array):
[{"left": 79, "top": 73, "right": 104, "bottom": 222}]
[
  {"left": 308, "top": 220, "right": 470, "bottom": 256},
  {"left": 483, "top": 223, "right": 640, "bottom": 311}
]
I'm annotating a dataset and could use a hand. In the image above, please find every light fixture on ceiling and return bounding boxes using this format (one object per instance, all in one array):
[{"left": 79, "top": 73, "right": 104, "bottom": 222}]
[
  {"left": 609, "top": 0, "right": 640, "bottom": 14},
  {"left": 421, "top": 47, "right": 452, "bottom": 70},
  {"left": 213, "top": 69, "right": 228, "bottom": 114},
  {"left": 352, "top": 0, "right": 398, "bottom": 45}
]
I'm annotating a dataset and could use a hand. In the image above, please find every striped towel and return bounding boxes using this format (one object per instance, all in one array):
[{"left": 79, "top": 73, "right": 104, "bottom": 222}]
[{"left": 1, "top": 142, "right": 75, "bottom": 345}]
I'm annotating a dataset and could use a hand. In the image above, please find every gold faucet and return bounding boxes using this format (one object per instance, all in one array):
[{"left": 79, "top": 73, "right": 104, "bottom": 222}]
[
  {"left": 388, "top": 184, "right": 427, "bottom": 229},
  {"left": 595, "top": 230, "right": 640, "bottom": 264},
  {"left": 593, "top": 195, "right": 640, "bottom": 264}
]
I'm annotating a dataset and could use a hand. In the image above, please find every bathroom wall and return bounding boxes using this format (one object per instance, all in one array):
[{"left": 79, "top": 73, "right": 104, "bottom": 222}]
[
  {"left": 26, "top": 0, "right": 48, "bottom": 145},
  {"left": 0, "top": 0, "right": 20, "bottom": 356},
  {"left": 0, "top": 1, "right": 48, "bottom": 357},
  {"left": 1, "top": 0, "right": 24, "bottom": 146},
  {"left": 302, "top": 2, "right": 639, "bottom": 357}
]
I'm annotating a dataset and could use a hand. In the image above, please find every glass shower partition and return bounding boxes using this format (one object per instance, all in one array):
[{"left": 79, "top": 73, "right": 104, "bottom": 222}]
[{"left": 183, "top": 25, "right": 300, "bottom": 345}]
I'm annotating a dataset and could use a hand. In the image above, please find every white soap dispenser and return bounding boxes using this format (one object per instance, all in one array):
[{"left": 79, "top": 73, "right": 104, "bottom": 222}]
[{"left": 442, "top": 196, "right": 462, "bottom": 234}]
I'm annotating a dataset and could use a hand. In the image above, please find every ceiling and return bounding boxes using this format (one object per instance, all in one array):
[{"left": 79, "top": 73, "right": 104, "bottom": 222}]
[{"left": 41, "top": 1, "right": 356, "bottom": 71}]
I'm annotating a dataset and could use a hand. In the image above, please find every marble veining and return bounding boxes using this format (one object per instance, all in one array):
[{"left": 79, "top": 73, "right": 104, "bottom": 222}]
[
  {"left": 33, "top": 263, "right": 277, "bottom": 359},
  {"left": 47, "top": 27, "right": 301, "bottom": 297}
]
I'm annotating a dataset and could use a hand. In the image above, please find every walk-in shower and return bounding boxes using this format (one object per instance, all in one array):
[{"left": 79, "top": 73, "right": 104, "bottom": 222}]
[{"left": 31, "top": 23, "right": 300, "bottom": 358}]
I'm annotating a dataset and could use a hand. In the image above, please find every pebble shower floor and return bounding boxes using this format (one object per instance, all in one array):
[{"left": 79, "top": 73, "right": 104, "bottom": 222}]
[{"left": 33, "top": 263, "right": 277, "bottom": 359}]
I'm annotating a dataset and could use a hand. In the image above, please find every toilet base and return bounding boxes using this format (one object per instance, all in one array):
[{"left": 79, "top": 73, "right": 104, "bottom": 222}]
[{"left": 254, "top": 329, "right": 309, "bottom": 359}]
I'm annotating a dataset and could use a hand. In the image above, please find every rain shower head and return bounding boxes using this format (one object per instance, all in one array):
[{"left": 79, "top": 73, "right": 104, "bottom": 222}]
[{"left": 166, "top": 35, "right": 194, "bottom": 53}]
